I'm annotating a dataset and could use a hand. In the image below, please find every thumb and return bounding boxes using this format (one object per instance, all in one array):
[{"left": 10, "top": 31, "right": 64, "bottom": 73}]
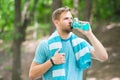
[{"left": 55, "top": 48, "right": 60, "bottom": 55}]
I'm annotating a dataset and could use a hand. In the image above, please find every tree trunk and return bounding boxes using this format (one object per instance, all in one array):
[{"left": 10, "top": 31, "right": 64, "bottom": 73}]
[
  {"left": 12, "top": 0, "right": 38, "bottom": 80},
  {"left": 12, "top": 41, "right": 22, "bottom": 80},
  {"left": 12, "top": 0, "right": 22, "bottom": 80},
  {"left": 50, "top": 0, "right": 62, "bottom": 34},
  {"left": 21, "top": 0, "right": 38, "bottom": 41},
  {"left": 83, "top": 0, "right": 92, "bottom": 21},
  {"left": 89, "top": 0, "right": 96, "bottom": 24},
  {"left": 73, "top": 0, "right": 79, "bottom": 17}
]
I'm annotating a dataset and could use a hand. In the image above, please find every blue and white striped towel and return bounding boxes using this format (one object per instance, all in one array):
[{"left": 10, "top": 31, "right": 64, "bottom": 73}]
[{"left": 48, "top": 31, "right": 92, "bottom": 80}]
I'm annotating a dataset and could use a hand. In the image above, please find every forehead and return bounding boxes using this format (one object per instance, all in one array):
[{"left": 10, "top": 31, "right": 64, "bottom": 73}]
[{"left": 60, "top": 11, "right": 72, "bottom": 19}]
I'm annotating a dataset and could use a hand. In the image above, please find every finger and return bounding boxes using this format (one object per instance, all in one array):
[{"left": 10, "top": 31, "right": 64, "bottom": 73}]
[
  {"left": 62, "top": 53, "right": 65, "bottom": 56},
  {"left": 62, "top": 57, "right": 66, "bottom": 61},
  {"left": 61, "top": 58, "right": 66, "bottom": 63},
  {"left": 63, "top": 60, "right": 66, "bottom": 63}
]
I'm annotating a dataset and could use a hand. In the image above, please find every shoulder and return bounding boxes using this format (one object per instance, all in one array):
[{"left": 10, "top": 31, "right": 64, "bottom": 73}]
[
  {"left": 38, "top": 39, "right": 48, "bottom": 48},
  {"left": 39, "top": 39, "right": 48, "bottom": 45},
  {"left": 36, "top": 39, "right": 49, "bottom": 54},
  {"left": 34, "top": 39, "right": 49, "bottom": 64}
]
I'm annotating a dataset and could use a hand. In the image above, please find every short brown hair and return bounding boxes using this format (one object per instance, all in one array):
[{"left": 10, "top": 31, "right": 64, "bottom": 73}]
[{"left": 52, "top": 7, "right": 71, "bottom": 21}]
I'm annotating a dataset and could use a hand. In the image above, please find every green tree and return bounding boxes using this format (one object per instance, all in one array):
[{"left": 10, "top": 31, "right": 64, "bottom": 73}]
[
  {"left": 0, "top": 0, "right": 14, "bottom": 40},
  {"left": 12, "top": 0, "right": 38, "bottom": 80}
]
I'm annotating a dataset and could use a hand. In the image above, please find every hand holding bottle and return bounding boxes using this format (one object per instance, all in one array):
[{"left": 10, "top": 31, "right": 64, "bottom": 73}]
[{"left": 70, "top": 18, "right": 90, "bottom": 31}]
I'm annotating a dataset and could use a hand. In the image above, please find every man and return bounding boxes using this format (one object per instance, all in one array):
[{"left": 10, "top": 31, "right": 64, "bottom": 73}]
[{"left": 29, "top": 7, "right": 108, "bottom": 80}]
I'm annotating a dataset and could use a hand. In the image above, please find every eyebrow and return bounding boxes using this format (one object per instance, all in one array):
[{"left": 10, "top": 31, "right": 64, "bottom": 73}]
[{"left": 63, "top": 17, "right": 73, "bottom": 20}]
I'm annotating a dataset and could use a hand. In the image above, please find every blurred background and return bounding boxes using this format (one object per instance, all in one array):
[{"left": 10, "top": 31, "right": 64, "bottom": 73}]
[{"left": 0, "top": 0, "right": 120, "bottom": 80}]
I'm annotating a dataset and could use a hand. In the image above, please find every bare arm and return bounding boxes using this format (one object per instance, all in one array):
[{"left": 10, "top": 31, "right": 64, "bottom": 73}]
[
  {"left": 29, "top": 60, "right": 53, "bottom": 80},
  {"left": 77, "top": 24, "right": 108, "bottom": 61},
  {"left": 86, "top": 32, "right": 108, "bottom": 61}
]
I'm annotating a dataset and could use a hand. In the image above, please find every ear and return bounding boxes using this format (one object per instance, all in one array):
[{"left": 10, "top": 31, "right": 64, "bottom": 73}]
[{"left": 54, "top": 20, "right": 59, "bottom": 27}]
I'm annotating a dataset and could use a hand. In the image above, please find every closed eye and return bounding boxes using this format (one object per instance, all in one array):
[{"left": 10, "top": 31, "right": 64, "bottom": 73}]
[{"left": 64, "top": 17, "right": 69, "bottom": 20}]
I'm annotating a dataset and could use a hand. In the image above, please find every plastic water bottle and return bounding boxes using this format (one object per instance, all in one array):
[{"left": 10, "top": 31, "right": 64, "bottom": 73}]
[{"left": 70, "top": 18, "right": 90, "bottom": 31}]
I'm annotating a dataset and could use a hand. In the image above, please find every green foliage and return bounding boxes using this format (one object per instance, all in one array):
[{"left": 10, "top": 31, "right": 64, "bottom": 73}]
[
  {"left": 0, "top": 0, "right": 14, "bottom": 41},
  {"left": 63, "top": 0, "right": 73, "bottom": 8},
  {"left": 95, "top": 0, "right": 120, "bottom": 20},
  {"left": 78, "top": 0, "right": 86, "bottom": 20},
  {"left": 35, "top": 0, "right": 52, "bottom": 23}
]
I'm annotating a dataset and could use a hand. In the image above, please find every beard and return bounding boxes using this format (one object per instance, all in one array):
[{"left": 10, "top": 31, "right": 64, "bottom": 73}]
[{"left": 62, "top": 26, "right": 72, "bottom": 34}]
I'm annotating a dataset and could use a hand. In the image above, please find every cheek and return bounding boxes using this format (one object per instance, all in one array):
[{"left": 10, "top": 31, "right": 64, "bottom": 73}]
[
  {"left": 62, "top": 21, "right": 68, "bottom": 25},
  {"left": 59, "top": 20, "right": 68, "bottom": 27}
]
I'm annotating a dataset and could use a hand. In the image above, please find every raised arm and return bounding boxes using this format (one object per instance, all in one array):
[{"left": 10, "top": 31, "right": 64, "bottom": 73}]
[{"left": 77, "top": 23, "right": 108, "bottom": 61}]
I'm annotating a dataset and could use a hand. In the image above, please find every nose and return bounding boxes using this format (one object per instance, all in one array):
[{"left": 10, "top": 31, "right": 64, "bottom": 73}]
[
  {"left": 69, "top": 18, "right": 72, "bottom": 24},
  {"left": 69, "top": 18, "right": 72, "bottom": 22}
]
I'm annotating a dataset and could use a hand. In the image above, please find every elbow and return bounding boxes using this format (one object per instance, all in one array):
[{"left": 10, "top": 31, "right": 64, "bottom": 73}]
[
  {"left": 102, "top": 51, "right": 109, "bottom": 61},
  {"left": 104, "top": 55, "right": 108, "bottom": 61},
  {"left": 29, "top": 72, "right": 34, "bottom": 80},
  {"left": 29, "top": 71, "right": 37, "bottom": 80},
  {"left": 100, "top": 54, "right": 108, "bottom": 62},
  {"left": 29, "top": 70, "right": 42, "bottom": 80},
  {"left": 92, "top": 51, "right": 108, "bottom": 62}
]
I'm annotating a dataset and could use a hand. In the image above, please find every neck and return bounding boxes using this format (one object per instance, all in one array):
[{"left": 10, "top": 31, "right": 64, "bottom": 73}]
[{"left": 57, "top": 30, "right": 70, "bottom": 39}]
